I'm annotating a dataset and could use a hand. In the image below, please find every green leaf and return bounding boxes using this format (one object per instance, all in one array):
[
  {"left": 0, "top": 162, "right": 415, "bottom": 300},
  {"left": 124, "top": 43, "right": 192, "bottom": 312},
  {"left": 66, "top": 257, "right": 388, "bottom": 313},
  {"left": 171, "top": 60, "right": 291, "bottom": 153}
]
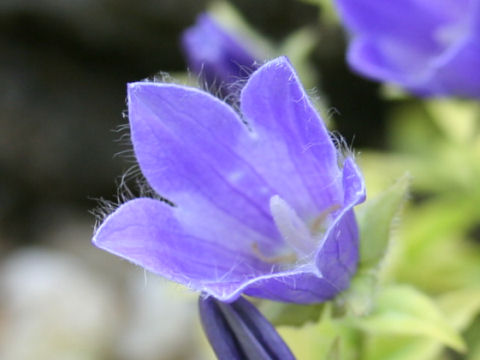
[
  {"left": 339, "top": 175, "right": 409, "bottom": 317},
  {"left": 392, "top": 194, "right": 480, "bottom": 293},
  {"left": 465, "top": 316, "right": 480, "bottom": 360},
  {"left": 362, "top": 336, "right": 442, "bottom": 360},
  {"left": 438, "top": 287, "right": 480, "bottom": 331},
  {"left": 356, "top": 174, "right": 410, "bottom": 268},
  {"left": 353, "top": 285, "right": 466, "bottom": 352}
]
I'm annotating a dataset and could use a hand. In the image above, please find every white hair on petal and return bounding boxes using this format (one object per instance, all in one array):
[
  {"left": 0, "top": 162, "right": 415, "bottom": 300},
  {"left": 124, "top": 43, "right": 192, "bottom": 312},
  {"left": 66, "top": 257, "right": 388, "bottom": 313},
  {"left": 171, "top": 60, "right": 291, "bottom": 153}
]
[{"left": 91, "top": 100, "right": 174, "bottom": 232}]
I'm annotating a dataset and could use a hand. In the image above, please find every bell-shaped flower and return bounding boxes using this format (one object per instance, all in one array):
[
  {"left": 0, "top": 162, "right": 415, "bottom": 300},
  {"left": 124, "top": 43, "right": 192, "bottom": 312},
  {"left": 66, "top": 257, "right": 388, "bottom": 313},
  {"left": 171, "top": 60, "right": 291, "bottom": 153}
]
[
  {"left": 181, "top": 13, "right": 259, "bottom": 94},
  {"left": 93, "top": 56, "right": 366, "bottom": 304},
  {"left": 335, "top": 0, "right": 480, "bottom": 97}
]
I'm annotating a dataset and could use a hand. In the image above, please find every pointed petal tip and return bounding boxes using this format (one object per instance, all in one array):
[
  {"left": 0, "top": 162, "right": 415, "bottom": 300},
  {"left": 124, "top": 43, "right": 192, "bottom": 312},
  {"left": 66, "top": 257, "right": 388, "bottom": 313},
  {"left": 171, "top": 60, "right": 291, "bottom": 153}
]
[
  {"left": 127, "top": 81, "right": 149, "bottom": 102},
  {"left": 241, "top": 56, "right": 299, "bottom": 102},
  {"left": 268, "top": 55, "right": 292, "bottom": 67},
  {"left": 254, "top": 56, "right": 294, "bottom": 75},
  {"left": 127, "top": 81, "right": 144, "bottom": 91},
  {"left": 343, "top": 157, "right": 367, "bottom": 205}
]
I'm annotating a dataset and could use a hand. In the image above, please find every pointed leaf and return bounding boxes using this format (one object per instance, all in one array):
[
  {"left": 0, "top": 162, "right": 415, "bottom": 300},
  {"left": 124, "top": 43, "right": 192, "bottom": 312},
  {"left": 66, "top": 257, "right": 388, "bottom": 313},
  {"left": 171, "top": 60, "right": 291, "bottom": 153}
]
[{"left": 437, "top": 287, "right": 480, "bottom": 331}]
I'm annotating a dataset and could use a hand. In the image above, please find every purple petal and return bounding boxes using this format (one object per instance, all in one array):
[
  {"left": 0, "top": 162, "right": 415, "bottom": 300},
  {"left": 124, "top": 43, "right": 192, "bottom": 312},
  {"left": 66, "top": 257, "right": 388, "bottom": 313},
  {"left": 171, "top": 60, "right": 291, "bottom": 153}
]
[
  {"left": 335, "top": 0, "right": 468, "bottom": 50},
  {"left": 425, "top": 2, "right": 480, "bottom": 96},
  {"left": 94, "top": 198, "right": 345, "bottom": 303},
  {"left": 336, "top": 0, "right": 480, "bottom": 97},
  {"left": 97, "top": 57, "right": 366, "bottom": 304},
  {"left": 242, "top": 272, "right": 342, "bottom": 303},
  {"left": 315, "top": 158, "right": 365, "bottom": 287},
  {"left": 240, "top": 56, "right": 343, "bottom": 221},
  {"left": 347, "top": 37, "right": 435, "bottom": 88},
  {"left": 93, "top": 198, "right": 274, "bottom": 298},
  {"left": 92, "top": 163, "right": 365, "bottom": 304},
  {"left": 205, "top": 159, "right": 364, "bottom": 304},
  {"left": 181, "top": 14, "right": 258, "bottom": 89},
  {"left": 128, "top": 82, "right": 281, "bottom": 249},
  {"left": 236, "top": 158, "right": 365, "bottom": 304}
]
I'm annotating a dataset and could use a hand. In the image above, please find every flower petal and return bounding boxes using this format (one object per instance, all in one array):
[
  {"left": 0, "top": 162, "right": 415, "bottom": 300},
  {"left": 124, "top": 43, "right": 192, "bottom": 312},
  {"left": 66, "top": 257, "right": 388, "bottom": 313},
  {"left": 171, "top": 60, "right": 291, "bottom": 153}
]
[
  {"left": 315, "top": 158, "right": 366, "bottom": 288},
  {"left": 335, "top": 0, "right": 466, "bottom": 49},
  {"left": 230, "top": 159, "right": 365, "bottom": 304},
  {"left": 93, "top": 196, "right": 362, "bottom": 304},
  {"left": 128, "top": 82, "right": 281, "bottom": 248},
  {"left": 240, "top": 56, "right": 342, "bottom": 221},
  {"left": 337, "top": 0, "right": 479, "bottom": 96},
  {"left": 241, "top": 271, "right": 342, "bottom": 303},
  {"left": 109, "top": 58, "right": 366, "bottom": 304},
  {"left": 429, "top": 40, "right": 480, "bottom": 97},
  {"left": 93, "top": 198, "right": 274, "bottom": 297},
  {"left": 427, "top": 2, "right": 480, "bottom": 97},
  {"left": 347, "top": 37, "right": 435, "bottom": 88}
]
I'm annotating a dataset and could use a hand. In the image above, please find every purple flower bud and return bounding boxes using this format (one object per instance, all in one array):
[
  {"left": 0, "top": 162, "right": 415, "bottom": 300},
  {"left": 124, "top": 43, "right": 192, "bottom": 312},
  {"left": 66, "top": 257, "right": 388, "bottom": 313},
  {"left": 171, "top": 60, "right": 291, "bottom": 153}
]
[
  {"left": 335, "top": 0, "right": 480, "bottom": 97},
  {"left": 181, "top": 14, "right": 259, "bottom": 94},
  {"left": 92, "top": 56, "right": 365, "bottom": 304},
  {"left": 199, "top": 295, "right": 295, "bottom": 360}
]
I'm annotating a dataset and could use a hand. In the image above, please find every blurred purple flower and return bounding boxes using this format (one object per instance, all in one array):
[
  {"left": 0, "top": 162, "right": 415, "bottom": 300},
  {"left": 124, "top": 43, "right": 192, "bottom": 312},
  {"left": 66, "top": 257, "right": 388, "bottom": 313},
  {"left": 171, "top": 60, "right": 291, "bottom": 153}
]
[
  {"left": 335, "top": 0, "right": 480, "bottom": 97},
  {"left": 181, "top": 14, "right": 259, "bottom": 94},
  {"left": 93, "top": 57, "right": 365, "bottom": 304}
]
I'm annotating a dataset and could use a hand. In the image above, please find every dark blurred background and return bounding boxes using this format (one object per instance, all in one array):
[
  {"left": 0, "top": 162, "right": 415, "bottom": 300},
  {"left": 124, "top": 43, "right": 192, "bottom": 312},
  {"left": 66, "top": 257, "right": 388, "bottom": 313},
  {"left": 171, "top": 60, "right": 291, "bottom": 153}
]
[{"left": 0, "top": 0, "right": 205, "bottom": 246}]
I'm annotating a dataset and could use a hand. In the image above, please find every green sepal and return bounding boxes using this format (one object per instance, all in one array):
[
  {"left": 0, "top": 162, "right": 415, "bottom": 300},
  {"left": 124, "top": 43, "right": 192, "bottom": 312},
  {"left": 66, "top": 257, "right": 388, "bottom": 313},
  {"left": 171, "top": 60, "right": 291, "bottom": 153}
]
[{"left": 356, "top": 174, "right": 410, "bottom": 268}]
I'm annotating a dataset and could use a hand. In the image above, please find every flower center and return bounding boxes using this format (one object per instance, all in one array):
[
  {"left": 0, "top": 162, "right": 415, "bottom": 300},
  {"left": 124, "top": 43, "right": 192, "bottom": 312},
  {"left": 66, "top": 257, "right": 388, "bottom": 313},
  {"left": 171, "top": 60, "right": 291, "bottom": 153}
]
[{"left": 251, "top": 195, "right": 340, "bottom": 265}]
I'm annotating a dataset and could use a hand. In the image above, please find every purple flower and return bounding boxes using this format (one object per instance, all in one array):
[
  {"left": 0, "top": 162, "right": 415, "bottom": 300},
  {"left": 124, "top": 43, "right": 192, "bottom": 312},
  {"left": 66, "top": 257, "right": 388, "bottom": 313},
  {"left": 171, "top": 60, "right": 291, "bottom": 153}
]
[
  {"left": 181, "top": 14, "right": 259, "bottom": 93},
  {"left": 335, "top": 0, "right": 480, "bottom": 97},
  {"left": 93, "top": 56, "right": 365, "bottom": 304}
]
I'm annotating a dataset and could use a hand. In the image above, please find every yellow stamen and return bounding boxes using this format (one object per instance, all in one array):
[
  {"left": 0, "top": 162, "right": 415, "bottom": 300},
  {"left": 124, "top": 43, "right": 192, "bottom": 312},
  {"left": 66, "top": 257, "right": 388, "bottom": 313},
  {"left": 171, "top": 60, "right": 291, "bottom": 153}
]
[
  {"left": 310, "top": 203, "right": 341, "bottom": 235},
  {"left": 251, "top": 243, "right": 297, "bottom": 264}
]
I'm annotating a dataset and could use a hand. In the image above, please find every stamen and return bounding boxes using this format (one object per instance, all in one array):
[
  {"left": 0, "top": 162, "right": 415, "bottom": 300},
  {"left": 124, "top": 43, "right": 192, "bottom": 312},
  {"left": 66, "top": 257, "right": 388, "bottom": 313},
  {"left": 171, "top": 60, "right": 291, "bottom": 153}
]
[
  {"left": 269, "top": 195, "right": 316, "bottom": 256},
  {"left": 251, "top": 243, "right": 297, "bottom": 264},
  {"left": 310, "top": 203, "right": 341, "bottom": 235}
]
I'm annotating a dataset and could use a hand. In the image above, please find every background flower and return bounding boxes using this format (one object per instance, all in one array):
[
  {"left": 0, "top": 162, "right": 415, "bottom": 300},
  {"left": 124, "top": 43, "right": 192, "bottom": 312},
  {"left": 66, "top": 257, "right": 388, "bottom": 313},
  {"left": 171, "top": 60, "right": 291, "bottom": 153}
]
[
  {"left": 334, "top": 0, "right": 480, "bottom": 97},
  {"left": 182, "top": 13, "right": 259, "bottom": 95}
]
